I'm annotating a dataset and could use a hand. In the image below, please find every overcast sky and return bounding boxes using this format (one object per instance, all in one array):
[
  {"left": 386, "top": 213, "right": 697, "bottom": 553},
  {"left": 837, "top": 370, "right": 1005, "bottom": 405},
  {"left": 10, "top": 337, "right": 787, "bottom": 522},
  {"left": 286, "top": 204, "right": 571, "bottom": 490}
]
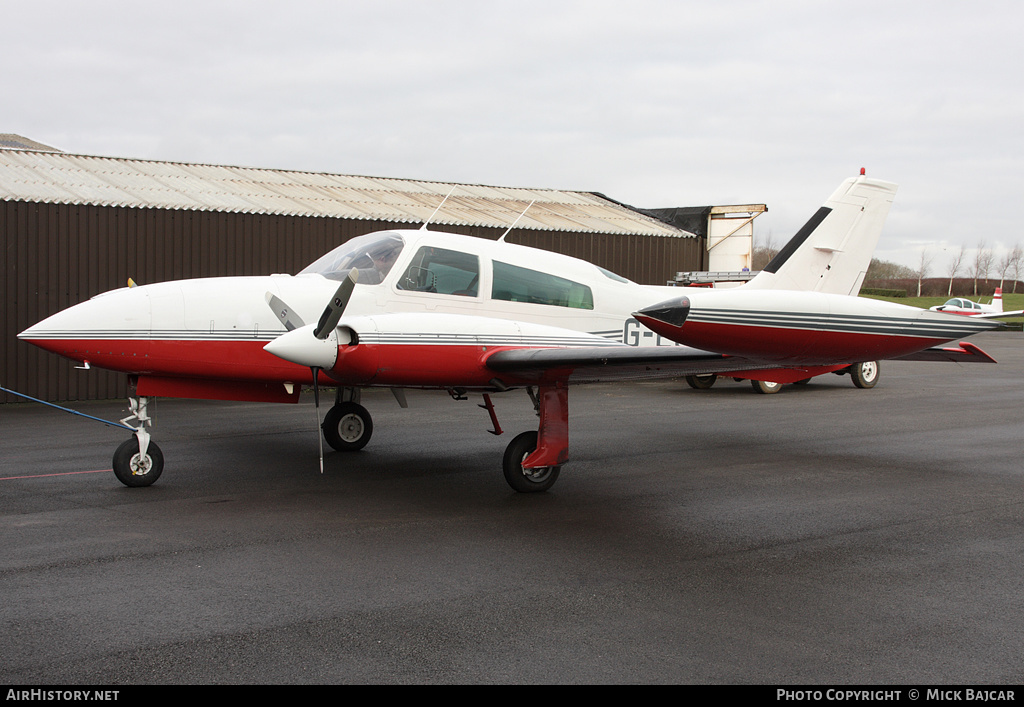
[{"left": 5, "top": 0, "right": 1023, "bottom": 272}]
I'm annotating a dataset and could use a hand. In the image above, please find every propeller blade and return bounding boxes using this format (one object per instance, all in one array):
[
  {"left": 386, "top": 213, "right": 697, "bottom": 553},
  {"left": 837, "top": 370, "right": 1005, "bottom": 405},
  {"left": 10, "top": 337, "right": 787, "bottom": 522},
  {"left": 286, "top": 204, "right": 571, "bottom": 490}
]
[
  {"left": 265, "top": 292, "right": 306, "bottom": 331},
  {"left": 314, "top": 269, "right": 358, "bottom": 340}
]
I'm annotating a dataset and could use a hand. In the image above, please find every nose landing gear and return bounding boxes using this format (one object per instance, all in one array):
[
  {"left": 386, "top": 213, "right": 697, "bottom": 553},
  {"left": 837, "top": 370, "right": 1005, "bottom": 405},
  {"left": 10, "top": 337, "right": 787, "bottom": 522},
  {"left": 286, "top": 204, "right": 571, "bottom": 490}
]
[{"left": 113, "top": 396, "right": 164, "bottom": 487}]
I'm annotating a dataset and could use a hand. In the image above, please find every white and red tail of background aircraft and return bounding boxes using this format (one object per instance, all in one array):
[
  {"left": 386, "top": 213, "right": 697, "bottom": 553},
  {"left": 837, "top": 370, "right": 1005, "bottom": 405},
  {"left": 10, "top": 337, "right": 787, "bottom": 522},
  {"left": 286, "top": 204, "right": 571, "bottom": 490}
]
[
  {"left": 929, "top": 288, "right": 1024, "bottom": 318},
  {"left": 19, "top": 173, "right": 999, "bottom": 492}
]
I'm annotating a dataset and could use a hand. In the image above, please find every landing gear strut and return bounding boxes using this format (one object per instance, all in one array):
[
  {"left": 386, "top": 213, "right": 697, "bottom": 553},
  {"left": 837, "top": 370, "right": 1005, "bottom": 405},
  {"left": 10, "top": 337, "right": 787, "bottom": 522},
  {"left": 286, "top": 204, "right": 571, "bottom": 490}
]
[{"left": 500, "top": 383, "right": 569, "bottom": 493}]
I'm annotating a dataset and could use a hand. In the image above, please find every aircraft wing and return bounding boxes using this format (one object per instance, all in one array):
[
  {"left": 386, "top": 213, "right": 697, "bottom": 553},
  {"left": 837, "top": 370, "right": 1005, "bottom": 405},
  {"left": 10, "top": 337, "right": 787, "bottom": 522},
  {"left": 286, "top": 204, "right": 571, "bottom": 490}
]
[
  {"left": 485, "top": 345, "right": 783, "bottom": 384},
  {"left": 485, "top": 338, "right": 997, "bottom": 386}
]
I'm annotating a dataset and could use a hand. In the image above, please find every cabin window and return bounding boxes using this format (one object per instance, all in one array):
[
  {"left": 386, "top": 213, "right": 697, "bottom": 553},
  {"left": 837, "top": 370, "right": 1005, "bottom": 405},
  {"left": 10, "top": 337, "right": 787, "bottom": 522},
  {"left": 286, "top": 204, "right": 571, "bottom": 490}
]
[
  {"left": 397, "top": 246, "right": 480, "bottom": 296},
  {"left": 491, "top": 261, "right": 594, "bottom": 310}
]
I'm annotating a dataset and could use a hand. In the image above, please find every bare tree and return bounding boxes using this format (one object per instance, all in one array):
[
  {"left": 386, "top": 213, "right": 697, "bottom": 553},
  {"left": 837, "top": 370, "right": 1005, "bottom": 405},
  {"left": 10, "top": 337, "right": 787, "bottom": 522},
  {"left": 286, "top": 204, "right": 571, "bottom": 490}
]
[
  {"left": 752, "top": 231, "right": 779, "bottom": 270},
  {"left": 1005, "top": 243, "right": 1023, "bottom": 293},
  {"left": 916, "top": 247, "right": 933, "bottom": 297},
  {"left": 947, "top": 244, "right": 966, "bottom": 296},
  {"left": 997, "top": 247, "right": 1015, "bottom": 289},
  {"left": 970, "top": 240, "right": 993, "bottom": 296},
  {"left": 866, "top": 257, "right": 915, "bottom": 280}
]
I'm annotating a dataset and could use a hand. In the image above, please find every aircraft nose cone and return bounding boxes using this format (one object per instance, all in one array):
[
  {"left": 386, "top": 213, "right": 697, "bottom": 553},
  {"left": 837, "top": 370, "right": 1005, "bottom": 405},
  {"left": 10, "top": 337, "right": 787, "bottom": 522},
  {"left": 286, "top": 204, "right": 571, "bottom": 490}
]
[
  {"left": 634, "top": 296, "right": 691, "bottom": 328},
  {"left": 18, "top": 284, "right": 154, "bottom": 359},
  {"left": 264, "top": 324, "right": 339, "bottom": 369}
]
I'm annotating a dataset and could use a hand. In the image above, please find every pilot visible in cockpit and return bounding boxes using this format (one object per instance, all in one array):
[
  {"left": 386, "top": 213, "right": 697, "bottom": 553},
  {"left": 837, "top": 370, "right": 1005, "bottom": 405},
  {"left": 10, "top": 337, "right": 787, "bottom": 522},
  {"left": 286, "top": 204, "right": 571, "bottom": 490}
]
[{"left": 360, "top": 242, "right": 401, "bottom": 284}]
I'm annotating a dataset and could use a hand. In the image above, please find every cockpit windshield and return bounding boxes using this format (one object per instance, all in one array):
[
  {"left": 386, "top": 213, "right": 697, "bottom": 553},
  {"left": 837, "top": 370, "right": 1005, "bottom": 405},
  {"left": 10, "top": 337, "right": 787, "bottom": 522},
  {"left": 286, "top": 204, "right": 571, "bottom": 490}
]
[{"left": 299, "top": 232, "right": 405, "bottom": 283}]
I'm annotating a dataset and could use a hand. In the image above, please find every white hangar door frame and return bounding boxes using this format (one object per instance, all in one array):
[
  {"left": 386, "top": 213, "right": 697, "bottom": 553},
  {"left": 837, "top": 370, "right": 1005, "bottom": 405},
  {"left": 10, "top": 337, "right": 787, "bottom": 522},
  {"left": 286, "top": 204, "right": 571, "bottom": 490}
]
[{"left": 705, "top": 204, "right": 766, "bottom": 272}]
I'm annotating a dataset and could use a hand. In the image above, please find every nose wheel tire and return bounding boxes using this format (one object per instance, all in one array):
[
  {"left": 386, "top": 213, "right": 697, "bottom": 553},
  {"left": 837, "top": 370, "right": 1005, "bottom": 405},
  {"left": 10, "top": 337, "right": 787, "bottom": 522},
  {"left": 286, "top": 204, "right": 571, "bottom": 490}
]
[
  {"left": 112, "top": 437, "right": 164, "bottom": 487},
  {"left": 850, "top": 361, "right": 880, "bottom": 389},
  {"left": 322, "top": 402, "right": 373, "bottom": 451},
  {"left": 502, "top": 431, "right": 560, "bottom": 493}
]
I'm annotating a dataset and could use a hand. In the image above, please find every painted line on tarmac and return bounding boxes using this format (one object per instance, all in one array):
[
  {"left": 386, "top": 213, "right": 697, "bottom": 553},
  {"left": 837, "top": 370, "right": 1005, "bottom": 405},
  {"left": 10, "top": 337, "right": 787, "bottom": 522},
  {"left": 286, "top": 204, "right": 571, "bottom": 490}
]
[{"left": 0, "top": 469, "right": 111, "bottom": 481}]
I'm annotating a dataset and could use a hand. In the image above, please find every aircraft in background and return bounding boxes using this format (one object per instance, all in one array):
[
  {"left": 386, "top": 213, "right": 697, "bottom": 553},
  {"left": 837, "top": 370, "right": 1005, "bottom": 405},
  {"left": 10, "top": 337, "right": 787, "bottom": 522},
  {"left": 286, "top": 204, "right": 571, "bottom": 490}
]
[
  {"left": 19, "top": 173, "right": 999, "bottom": 493},
  {"left": 930, "top": 288, "right": 1024, "bottom": 318}
]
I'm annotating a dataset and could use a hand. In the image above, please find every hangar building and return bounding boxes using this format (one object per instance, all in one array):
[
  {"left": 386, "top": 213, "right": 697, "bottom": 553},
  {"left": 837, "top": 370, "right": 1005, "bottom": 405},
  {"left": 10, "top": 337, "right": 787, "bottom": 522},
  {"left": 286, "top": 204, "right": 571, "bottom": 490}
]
[{"left": 1, "top": 137, "right": 761, "bottom": 402}]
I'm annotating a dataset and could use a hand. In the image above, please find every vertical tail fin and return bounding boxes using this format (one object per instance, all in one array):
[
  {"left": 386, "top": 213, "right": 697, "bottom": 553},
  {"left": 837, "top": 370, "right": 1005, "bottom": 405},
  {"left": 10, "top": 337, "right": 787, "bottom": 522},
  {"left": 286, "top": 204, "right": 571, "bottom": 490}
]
[
  {"left": 993, "top": 288, "right": 1003, "bottom": 312},
  {"left": 743, "top": 174, "right": 898, "bottom": 295}
]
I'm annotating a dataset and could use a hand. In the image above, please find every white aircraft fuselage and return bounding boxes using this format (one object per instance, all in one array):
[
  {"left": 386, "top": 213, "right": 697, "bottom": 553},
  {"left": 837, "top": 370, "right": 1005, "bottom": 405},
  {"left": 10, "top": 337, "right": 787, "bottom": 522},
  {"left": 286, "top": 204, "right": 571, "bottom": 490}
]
[{"left": 21, "top": 228, "right": 693, "bottom": 395}]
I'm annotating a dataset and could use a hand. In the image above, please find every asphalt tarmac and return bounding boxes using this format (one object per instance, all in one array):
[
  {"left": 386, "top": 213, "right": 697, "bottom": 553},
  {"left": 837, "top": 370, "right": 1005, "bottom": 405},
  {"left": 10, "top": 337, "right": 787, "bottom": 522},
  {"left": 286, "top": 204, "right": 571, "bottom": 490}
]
[{"left": 2, "top": 332, "right": 1022, "bottom": 685}]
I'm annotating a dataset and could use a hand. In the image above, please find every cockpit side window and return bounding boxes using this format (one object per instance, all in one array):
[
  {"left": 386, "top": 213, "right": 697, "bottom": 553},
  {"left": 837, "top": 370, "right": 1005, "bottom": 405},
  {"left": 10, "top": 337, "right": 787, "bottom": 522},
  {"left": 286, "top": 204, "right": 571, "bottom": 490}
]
[
  {"left": 298, "top": 233, "right": 405, "bottom": 283},
  {"left": 492, "top": 261, "right": 594, "bottom": 310},
  {"left": 398, "top": 246, "right": 480, "bottom": 296}
]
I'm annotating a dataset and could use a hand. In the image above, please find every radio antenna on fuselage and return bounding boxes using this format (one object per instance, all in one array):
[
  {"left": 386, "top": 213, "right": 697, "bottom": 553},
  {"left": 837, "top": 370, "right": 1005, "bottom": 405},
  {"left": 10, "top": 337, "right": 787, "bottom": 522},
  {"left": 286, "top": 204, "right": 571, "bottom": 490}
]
[
  {"left": 421, "top": 186, "right": 457, "bottom": 231},
  {"left": 498, "top": 200, "right": 536, "bottom": 242}
]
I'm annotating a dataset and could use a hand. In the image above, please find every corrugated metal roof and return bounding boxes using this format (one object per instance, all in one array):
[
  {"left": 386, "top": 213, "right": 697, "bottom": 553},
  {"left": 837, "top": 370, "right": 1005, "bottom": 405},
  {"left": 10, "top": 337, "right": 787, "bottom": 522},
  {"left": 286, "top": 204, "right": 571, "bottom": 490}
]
[
  {"left": 0, "top": 133, "right": 62, "bottom": 152},
  {"left": 0, "top": 149, "right": 692, "bottom": 238}
]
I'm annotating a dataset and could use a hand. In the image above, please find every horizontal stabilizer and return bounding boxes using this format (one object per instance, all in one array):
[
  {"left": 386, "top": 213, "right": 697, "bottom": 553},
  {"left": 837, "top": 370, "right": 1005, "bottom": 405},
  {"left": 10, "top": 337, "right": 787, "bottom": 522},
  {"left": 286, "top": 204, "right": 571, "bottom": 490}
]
[
  {"left": 890, "top": 341, "right": 996, "bottom": 363},
  {"left": 975, "top": 310, "right": 1024, "bottom": 319}
]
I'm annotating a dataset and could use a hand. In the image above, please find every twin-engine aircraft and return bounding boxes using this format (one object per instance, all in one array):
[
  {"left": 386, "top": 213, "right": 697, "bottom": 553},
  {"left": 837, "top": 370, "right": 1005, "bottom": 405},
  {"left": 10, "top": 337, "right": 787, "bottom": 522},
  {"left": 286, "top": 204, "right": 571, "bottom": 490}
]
[{"left": 19, "top": 174, "right": 999, "bottom": 492}]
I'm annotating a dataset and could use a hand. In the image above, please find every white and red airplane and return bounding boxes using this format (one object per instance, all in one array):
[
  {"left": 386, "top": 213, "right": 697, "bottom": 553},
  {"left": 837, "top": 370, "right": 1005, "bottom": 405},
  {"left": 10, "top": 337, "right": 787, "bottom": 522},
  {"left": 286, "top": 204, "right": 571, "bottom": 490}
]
[
  {"left": 929, "top": 288, "right": 1024, "bottom": 318},
  {"left": 18, "top": 173, "right": 999, "bottom": 492}
]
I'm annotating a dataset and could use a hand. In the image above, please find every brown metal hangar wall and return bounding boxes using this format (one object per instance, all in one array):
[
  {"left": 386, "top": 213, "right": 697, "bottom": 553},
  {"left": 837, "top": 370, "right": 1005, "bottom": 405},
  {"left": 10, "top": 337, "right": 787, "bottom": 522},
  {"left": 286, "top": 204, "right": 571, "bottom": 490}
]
[
  {"left": 2, "top": 201, "right": 395, "bottom": 403},
  {"left": 3, "top": 200, "right": 702, "bottom": 403},
  {"left": 507, "top": 229, "right": 704, "bottom": 285}
]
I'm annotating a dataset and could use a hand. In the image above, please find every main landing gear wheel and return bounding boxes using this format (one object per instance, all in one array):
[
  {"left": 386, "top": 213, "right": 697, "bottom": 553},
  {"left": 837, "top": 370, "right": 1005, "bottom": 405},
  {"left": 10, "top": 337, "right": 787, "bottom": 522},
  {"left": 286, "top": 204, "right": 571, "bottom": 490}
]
[
  {"left": 112, "top": 437, "right": 164, "bottom": 487},
  {"left": 322, "top": 402, "right": 373, "bottom": 451},
  {"left": 502, "top": 431, "right": 560, "bottom": 493},
  {"left": 750, "top": 379, "right": 783, "bottom": 394},
  {"left": 850, "top": 361, "right": 880, "bottom": 389},
  {"left": 685, "top": 373, "right": 718, "bottom": 389}
]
